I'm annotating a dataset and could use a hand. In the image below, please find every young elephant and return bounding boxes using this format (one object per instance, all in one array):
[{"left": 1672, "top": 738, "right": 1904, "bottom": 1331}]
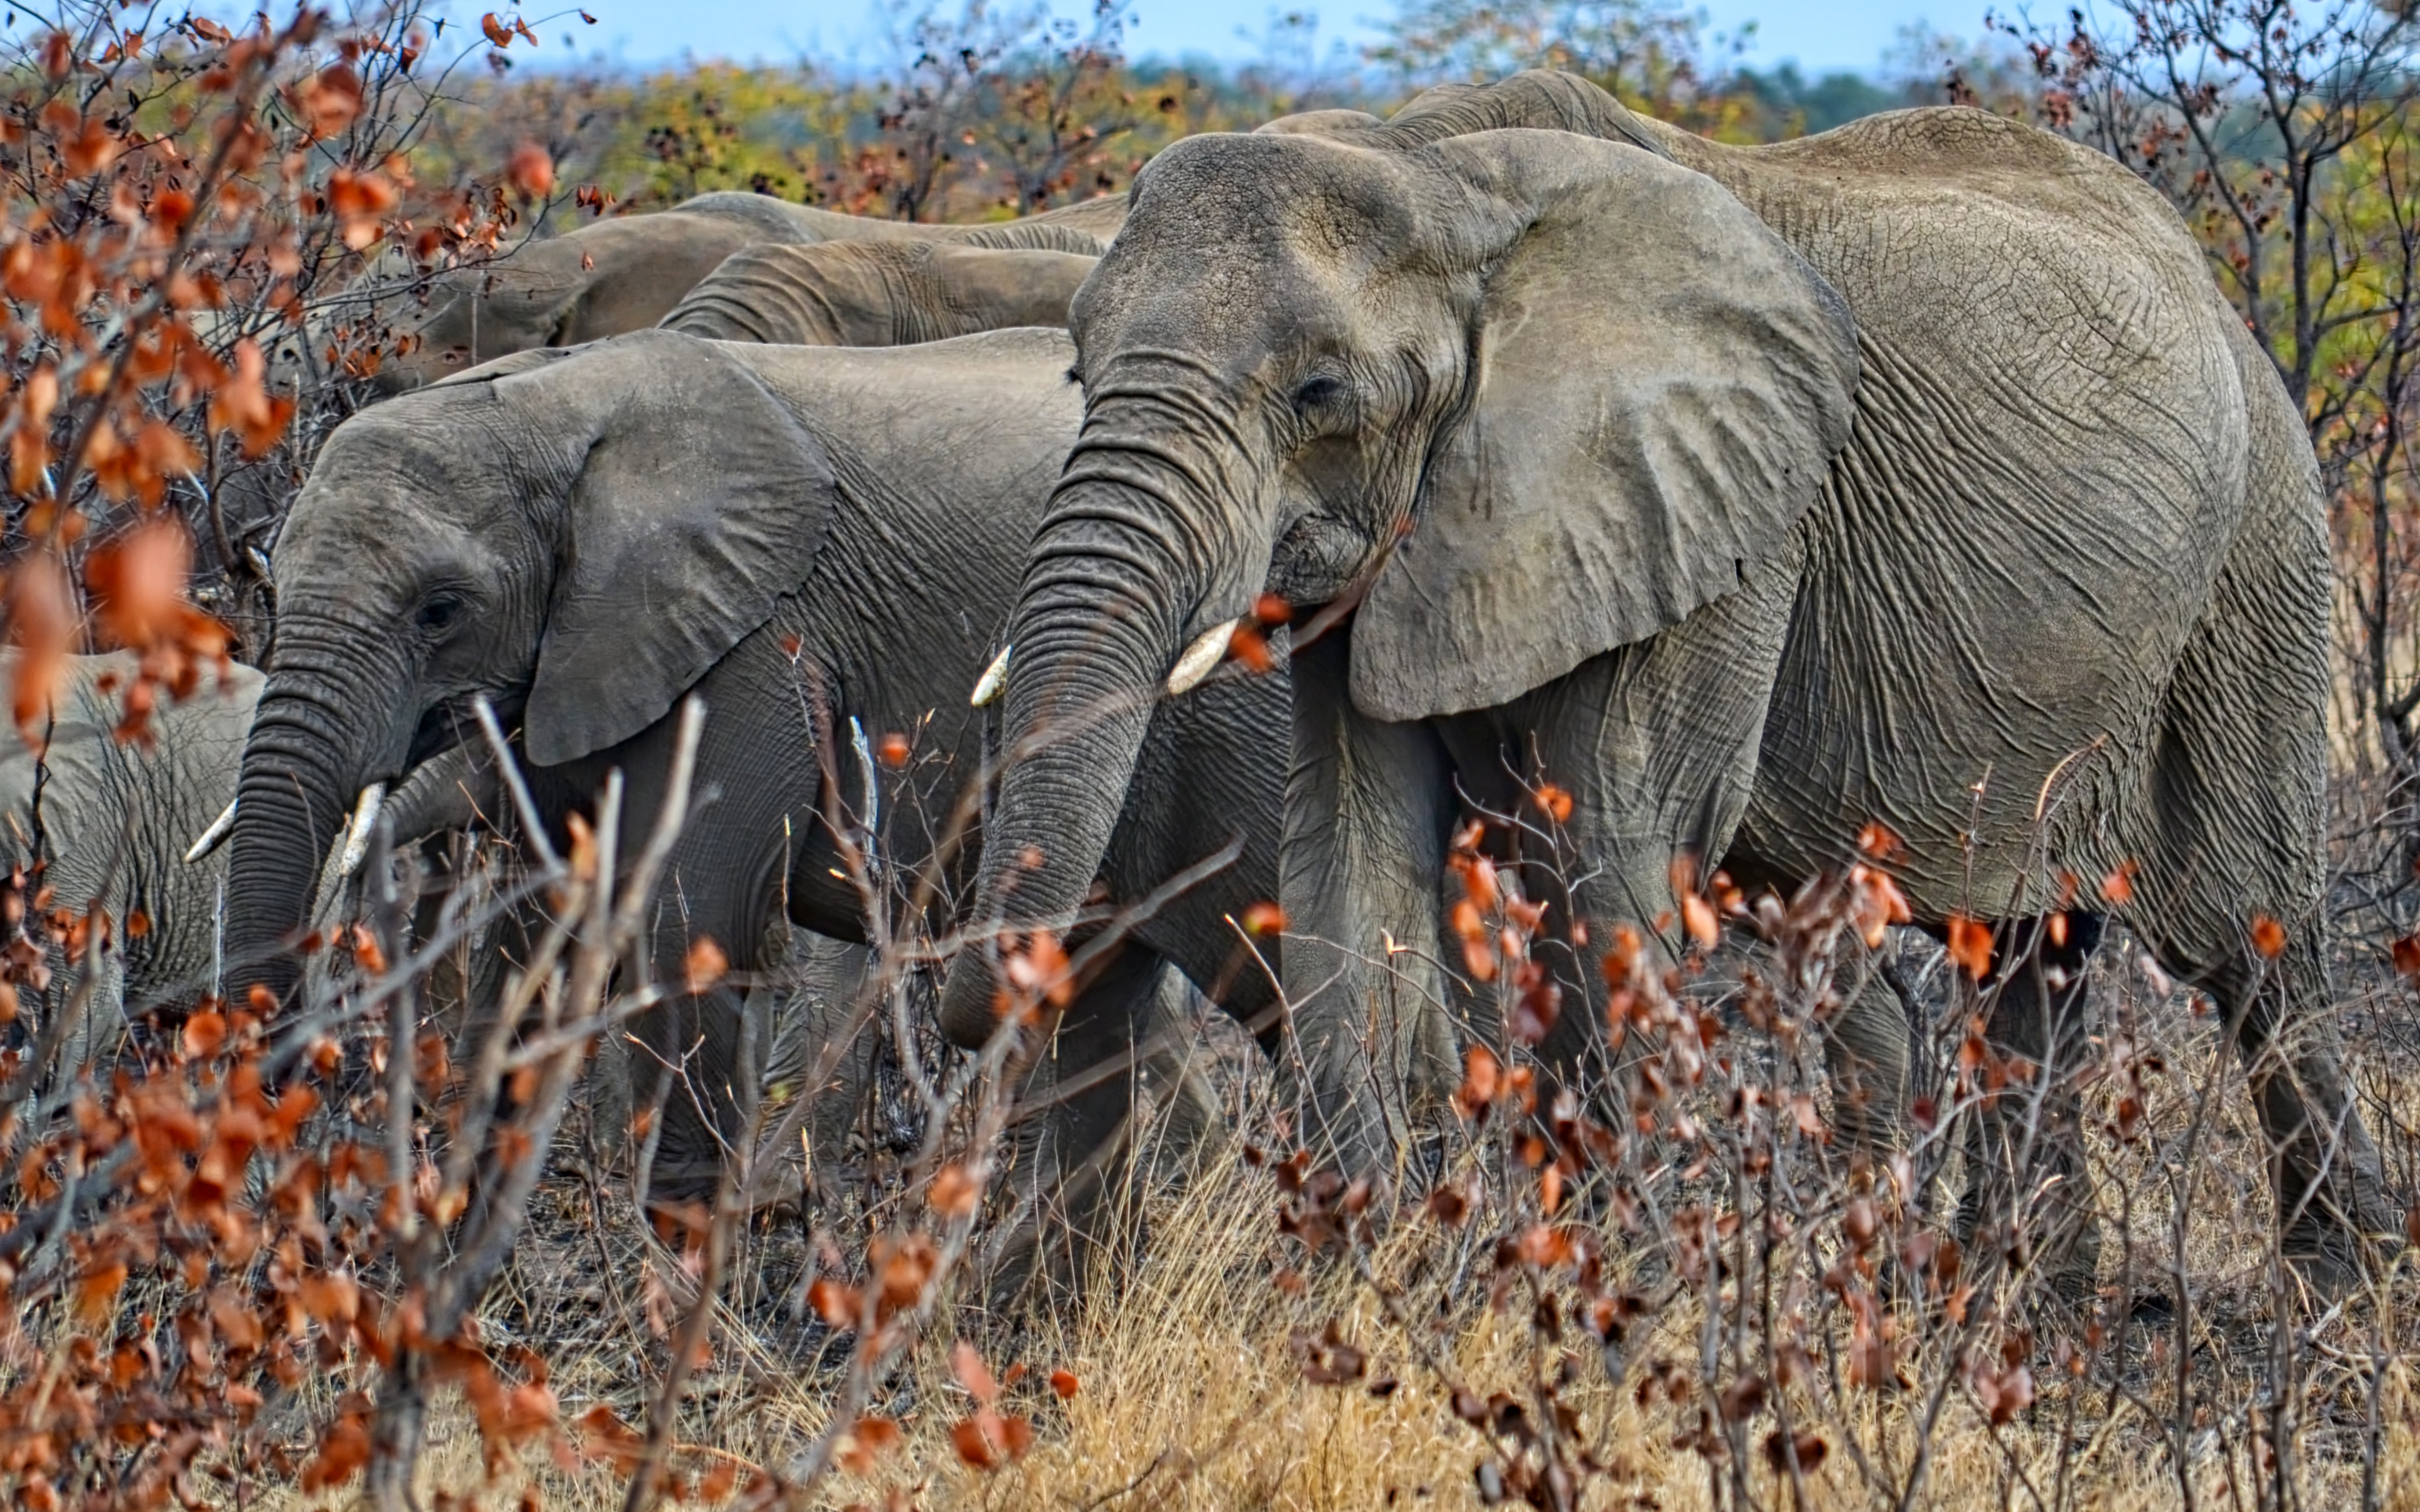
[
  {"left": 221, "top": 329, "right": 1283, "bottom": 1271},
  {"left": 367, "top": 192, "right": 1123, "bottom": 395},
  {"left": 658, "top": 241, "right": 1097, "bottom": 346},
  {"left": 0, "top": 651, "right": 260, "bottom": 1071},
  {"left": 939, "top": 70, "right": 2399, "bottom": 1291}
]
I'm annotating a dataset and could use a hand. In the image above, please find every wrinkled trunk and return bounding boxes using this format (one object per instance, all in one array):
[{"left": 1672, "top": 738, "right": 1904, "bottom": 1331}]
[
  {"left": 937, "top": 423, "right": 1222, "bottom": 1046},
  {"left": 224, "top": 629, "right": 395, "bottom": 1006}
]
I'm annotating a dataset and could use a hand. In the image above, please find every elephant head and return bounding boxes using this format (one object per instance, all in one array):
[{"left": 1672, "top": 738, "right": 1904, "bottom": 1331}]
[
  {"left": 938, "top": 70, "right": 1857, "bottom": 1040},
  {"left": 225, "top": 330, "right": 839, "bottom": 1002},
  {"left": 369, "top": 208, "right": 780, "bottom": 394},
  {"left": 373, "top": 193, "right": 1121, "bottom": 395}
]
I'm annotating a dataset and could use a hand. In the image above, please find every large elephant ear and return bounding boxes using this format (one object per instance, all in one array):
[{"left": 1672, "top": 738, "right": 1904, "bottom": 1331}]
[
  {"left": 1350, "top": 130, "right": 1858, "bottom": 722},
  {"left": 521, "top": 331, "right": 836, "bottom": 766}
]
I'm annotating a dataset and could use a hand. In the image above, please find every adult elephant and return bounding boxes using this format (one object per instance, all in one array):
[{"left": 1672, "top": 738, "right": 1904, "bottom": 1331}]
[
  {"left": 937, "top": 71, "right": 2398, "bottom": 1288},
  {"left": 220, "top": 329, "right": 1281, "bottom": 1274},
  {"left": 659, "top": 240, "right": 1096, "bottom": 346},
  {"left": 364, "top": 192, "right": 1123, "bottom": 395}
]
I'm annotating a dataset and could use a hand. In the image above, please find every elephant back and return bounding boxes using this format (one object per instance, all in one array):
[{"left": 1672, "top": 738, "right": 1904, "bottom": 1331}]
[{"left": 947, "top": 218, "right": 1107, "bottom": 254}]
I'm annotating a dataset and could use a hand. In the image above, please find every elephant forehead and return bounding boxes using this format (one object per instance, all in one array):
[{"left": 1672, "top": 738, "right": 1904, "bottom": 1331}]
[
  {"left": 284, "top": 408, "right": 530, "bottom": 562},
  {"left": 1129, "top": 132, "right": 1418, "bottom": 257}
]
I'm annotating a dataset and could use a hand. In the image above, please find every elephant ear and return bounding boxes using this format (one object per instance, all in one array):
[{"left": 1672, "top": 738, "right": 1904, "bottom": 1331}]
[
  {"left": 522, "top": 331, "right": 836, "bottom": 766},
  {"left": 1351, "top": 130, "right": 1858, "bottom": 722}
]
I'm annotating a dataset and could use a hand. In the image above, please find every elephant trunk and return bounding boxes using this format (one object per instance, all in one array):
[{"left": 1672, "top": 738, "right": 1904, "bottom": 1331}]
[
  {"left": 937, "top": 414, "right": 1238, "bottom": 1047},
  {"left": 223, "top": 628, "right": 400, "bottom": 1006}
]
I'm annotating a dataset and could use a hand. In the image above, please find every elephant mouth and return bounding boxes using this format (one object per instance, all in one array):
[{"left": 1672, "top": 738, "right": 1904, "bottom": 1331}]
[
  {"left": 410, "top": 687, "right": 524, "bottom": 768},
  {"left": 1267, "top": 512, "right": 1379, "bottom": 611}
]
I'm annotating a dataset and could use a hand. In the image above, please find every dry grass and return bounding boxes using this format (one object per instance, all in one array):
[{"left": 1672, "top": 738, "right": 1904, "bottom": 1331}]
[{"left": 274, "top": 950, "right": 2420, "bottom": 1512}]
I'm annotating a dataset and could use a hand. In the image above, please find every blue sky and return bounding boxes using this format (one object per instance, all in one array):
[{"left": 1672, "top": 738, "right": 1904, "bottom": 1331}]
[{"left": 536, "top": 0, "right": 1972, "bottom": 76}]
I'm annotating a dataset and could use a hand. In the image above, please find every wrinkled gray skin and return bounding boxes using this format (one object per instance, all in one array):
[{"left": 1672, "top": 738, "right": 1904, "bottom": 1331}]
[
  {"left": 0, "top": 652, "right": 259, "bottom": 1067},
  {"left": 940, "top": 71, "right": 2397, "bottom": 1285},
  {"left": 222, "top": 329, "right": 1281, "bottom": 1275},
  {"left": 370, "top": 192, "right": 1124, "bottom": 394},
  {"left": 660, "top": 240, "right": 1097, "bottom": 345}
]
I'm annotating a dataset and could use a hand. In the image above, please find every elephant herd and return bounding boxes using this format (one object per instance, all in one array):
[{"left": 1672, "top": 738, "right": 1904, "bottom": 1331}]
[{"left": 5, "top": 70, "right": 2400, "bottom": 1300}]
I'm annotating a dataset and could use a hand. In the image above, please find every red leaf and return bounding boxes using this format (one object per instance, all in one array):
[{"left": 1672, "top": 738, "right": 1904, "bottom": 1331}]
[
  {"left": 683, "top": 936, "right": 728, "bottom": 995},
  {"left": 1049, "top": 1368, "right": 1080, "bottom": 1400},
  {"left": 507, "top": 141, "right": 554, "bottom": 199},
  {"left": 952, "top": 1338, "right": 999, "bottom": 1407},
  {"left": 927, "top": 1163, "right": 981, "bottom": 1218},
  {"left": 1946, "top": 916, "right": 1994, "bottom": 980}
]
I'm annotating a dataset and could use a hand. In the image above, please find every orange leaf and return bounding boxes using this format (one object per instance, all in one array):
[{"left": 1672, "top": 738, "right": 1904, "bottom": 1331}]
[
  {"left": 2099, "top": 862, "right": 2136, "bottom": 906},
  {"left": 804, "top": 1277, "right": 859, "bottom": 1328},
  {"left": 950, "top": 1409, "right": 1030, "bottom": 1470},
  {"left": 2248, "top": 914, "right": 2285, "bottom": 959},
  {"left": 507, "top": 141, "right": 554, "bottom": 199},
  {"left": 1049, "top": 1368, "right": 1080, "bottom": 1400},
  {"left": 1679, "top": 892, "right": 1718, "bottom": 950},
  {"left": 877, "top": 731, "right": 910, "bottom": 767},
  {"left": 952, "top": 1337, "right": 999, "bottom": 1407},
  {"left": 1945, "top": 916, "right": 1994, "bottom": 980},
  {"left": 182, "top": 1009, "right": 227, "bottom": 1058},
  {"left": 75, "top": 1259, "right": 127, "bottom": 1321},
  {"left": 1454, "top": 1045, "right": 1500, "bottom": 1117},
  {"left": 1241, "top": 900, "right": 1286, "bottom": 936},
  {"left": 480, "top": 11, "right": 513, "bottom": 45},
  {"left": 684, "top": 936, "right": 728, "bottom": 995},
  {"left": 1002, "top": 929, "right": 1072, "bottom": 1007},
  {"left": 927, "top": 1163, "right": 981, "bottom": 1218}
]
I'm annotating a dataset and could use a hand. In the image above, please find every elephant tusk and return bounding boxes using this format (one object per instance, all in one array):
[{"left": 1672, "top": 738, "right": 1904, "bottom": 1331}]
[
  {"left": 336, "top": 782, "right": 388, "bottom": 878},
  {"left": 970, "top": 643, "right": 1012, "bottom": 707},
  {"left": 1165, "top": 619, "right": 1238, "bottom": 696},
  {"left": 184, "top": 797, "right": 238, "bottom": 864}
]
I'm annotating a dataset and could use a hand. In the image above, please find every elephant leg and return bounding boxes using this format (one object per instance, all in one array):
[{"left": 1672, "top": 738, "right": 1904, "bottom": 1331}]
[
  {"left": 1957, "top": 913, "right": 2104, "bottom": 1306},
  {"left": 757, "top": 928, "right": 878, "bottom": 1208},
  {"left": 1281, "top": 628, "right": 1460, "bottom": 1181},
  {"left": 984, "top": 943, "right": 1171, "bottom": 1304},
  {"left": 1824, "top": 945, "right": 1914, "bottom": 1160},
  {"left": 1453, "top": 542, "right": 1798, "bottom": 1106},
  {"left": 607, "top": 735, "right": 814, "bottom": 1209}
]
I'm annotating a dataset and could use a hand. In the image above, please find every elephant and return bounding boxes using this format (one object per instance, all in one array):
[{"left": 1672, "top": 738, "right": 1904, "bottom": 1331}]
[
  {"left": 658, "top": 240, "right": 1097, "bottom": 346},
  {"left": 364, "top": 191, "right": 1125, "bottom": 395},
  {"left": 935, "top": 70, "right": 2399, "bottom": 1291},
  {"left": 219, "top": 327, "right": 1283, "bottom": 1281},
  {"left": 0, "top": 650, "right": 260, "bottom": 1074}
]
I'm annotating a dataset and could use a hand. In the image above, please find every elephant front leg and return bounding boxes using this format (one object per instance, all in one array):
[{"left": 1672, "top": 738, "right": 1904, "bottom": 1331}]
[
  {"left": 1473, "top": 552, "right": 1799, "bottom": 1111},
  {"left": 1280, "top": 630, "right": 1461, "bottom": 1182},
  {"left": 981, "top": 943, "right": 1173, "bottom": 1306}
]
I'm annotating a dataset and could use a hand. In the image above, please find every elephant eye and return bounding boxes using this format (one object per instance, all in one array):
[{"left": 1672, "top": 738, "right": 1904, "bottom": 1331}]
[
  {"left": 414, "top": 595, "right": 464, "bottom": 635},
  {"left": 1291, "top": 374, "right": 1344, "bottom": 414}
]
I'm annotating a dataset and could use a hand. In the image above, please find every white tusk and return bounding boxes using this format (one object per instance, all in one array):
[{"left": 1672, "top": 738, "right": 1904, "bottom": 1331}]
[
  {"left": 1165, "top": 619, "right": 1238, "bottom": 696},
  {"left": 336, "top": 782, "right": 388, "bottom": 878},
  {"left": 970, "top": 643, "right": 1012, "bottom": 707},
  {"left": 184, "top": 797, "right": 238, "bottom": 864}
]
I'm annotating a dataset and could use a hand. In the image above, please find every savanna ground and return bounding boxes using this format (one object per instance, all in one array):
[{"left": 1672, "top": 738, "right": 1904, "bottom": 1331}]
[{"left": 5, "top": 0, "right": 2420, "bottom": 1508}]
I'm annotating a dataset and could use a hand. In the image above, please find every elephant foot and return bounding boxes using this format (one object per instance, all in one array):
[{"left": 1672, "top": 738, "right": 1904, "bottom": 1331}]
[{"left": 2279, "top": 1208, "right": 2403, "bottom": 1307}]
